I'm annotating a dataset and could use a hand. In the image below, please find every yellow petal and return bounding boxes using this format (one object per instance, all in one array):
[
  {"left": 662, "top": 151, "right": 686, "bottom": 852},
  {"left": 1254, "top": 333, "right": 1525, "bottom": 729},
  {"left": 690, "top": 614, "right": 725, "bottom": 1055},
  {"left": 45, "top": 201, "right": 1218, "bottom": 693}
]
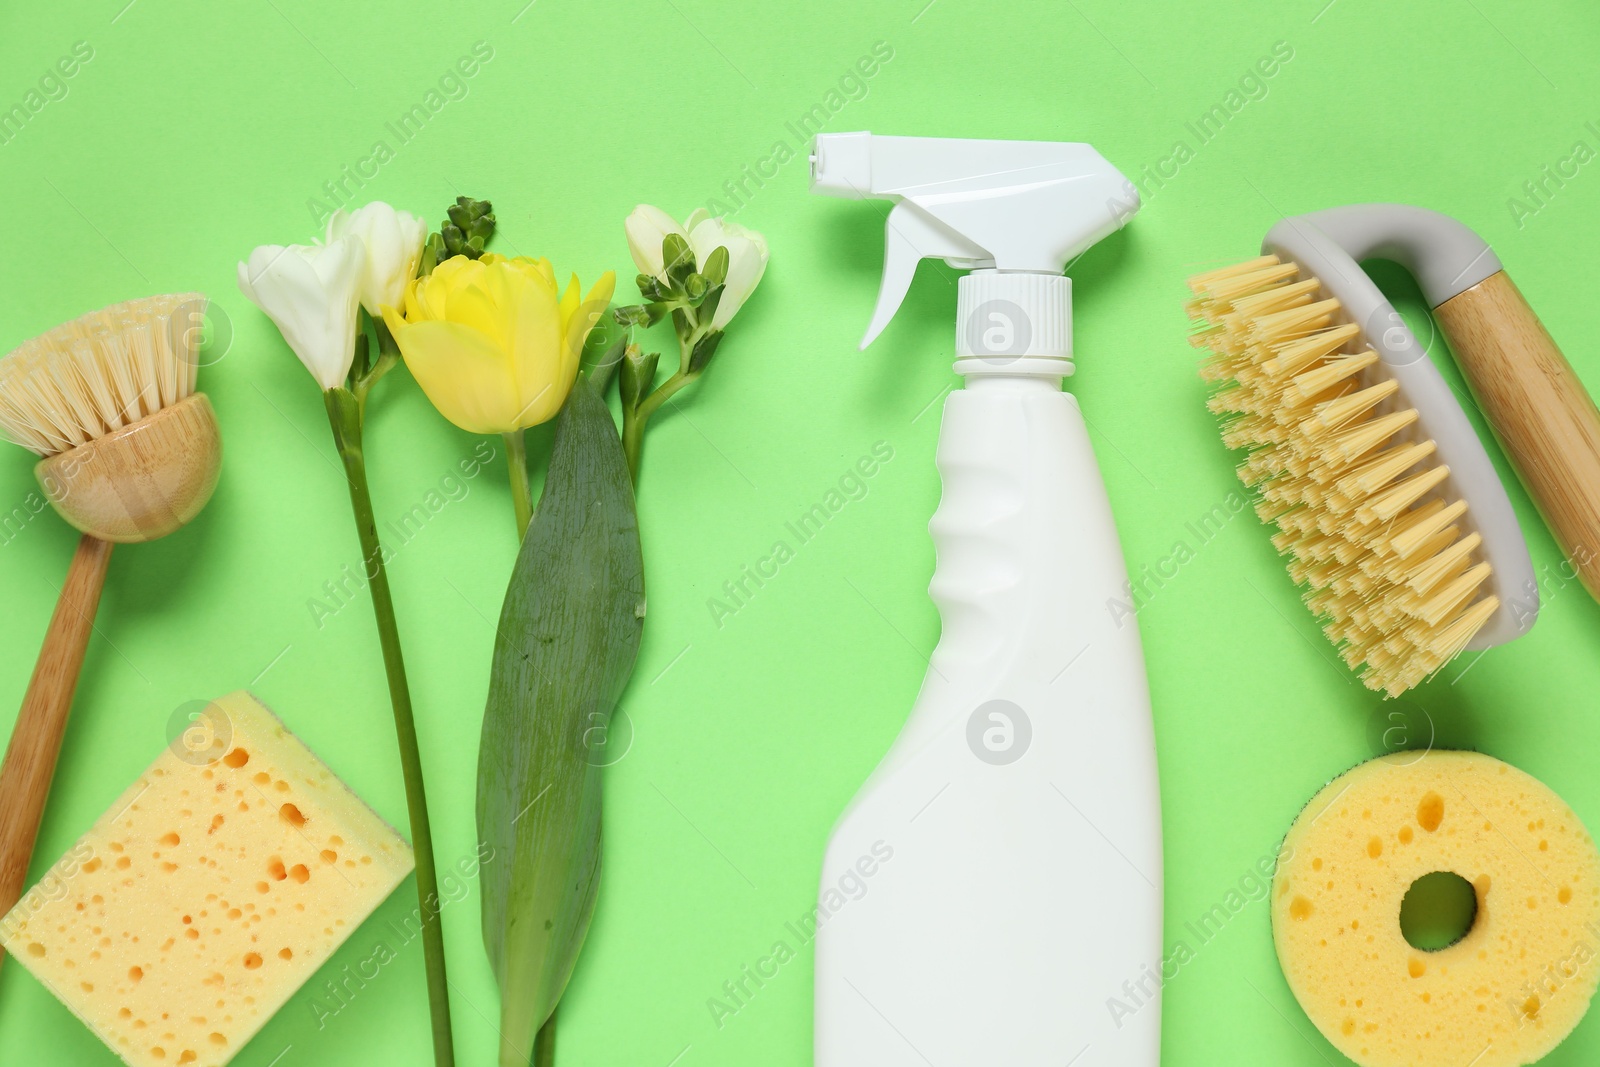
[
  {"left": 558, "top": 273, "right": 582, "bottom": 333},
  {"left": 431, "top": 254, "right": 476, "bottom": 285},
  {"left": 501, "top": 263, "right": 566, "bottom": 428},
  {"left": 402, "top": 275, "right": 426, "bottom": 323},
  {"left": 562, "top": 271, "right": 615, "bottom": 367},
  {"left": 392, "top": 319, "right": 522, "bottom": 434},
  {"left": 381, "top": 302, "right": 409, "bottom": 339},
  {"left": 513, "top": 356, "right": 577, "bottom": 428},
  {"left": 412, "top": 276, "right": 439, "bottom": 322},
  {"left": 492, "top": 255, "right": 550, "bottom": 289},
  {"left": 449, "top": 274, "right": 509, "bottom": 352},
  {"left": 588, "top": 271, "right": 616, "bottom": 312},
  {"left": 421, "top": 255, "right": 482, "bottom": 321}
]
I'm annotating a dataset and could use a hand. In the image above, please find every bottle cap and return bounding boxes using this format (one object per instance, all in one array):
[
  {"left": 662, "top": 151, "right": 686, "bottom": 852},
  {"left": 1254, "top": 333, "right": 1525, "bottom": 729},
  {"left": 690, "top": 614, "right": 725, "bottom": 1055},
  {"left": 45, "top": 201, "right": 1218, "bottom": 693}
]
[{"left": 955, "top": 272, "right": 1071, "bottom": 364}]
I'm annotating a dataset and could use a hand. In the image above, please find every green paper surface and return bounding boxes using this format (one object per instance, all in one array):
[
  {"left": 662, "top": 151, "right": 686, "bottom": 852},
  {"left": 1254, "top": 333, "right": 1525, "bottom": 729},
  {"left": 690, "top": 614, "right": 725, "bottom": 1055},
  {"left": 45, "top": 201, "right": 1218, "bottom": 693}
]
[{"left": 2, "top": 1, "right": 1600, "bottom": 1064}]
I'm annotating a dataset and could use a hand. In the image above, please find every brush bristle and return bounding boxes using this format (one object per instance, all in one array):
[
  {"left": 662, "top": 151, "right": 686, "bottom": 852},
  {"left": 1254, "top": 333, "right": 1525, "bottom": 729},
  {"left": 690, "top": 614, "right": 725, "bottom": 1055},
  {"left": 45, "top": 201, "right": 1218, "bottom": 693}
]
[
  {"left": 1187, "top": 256, "right": 1496, "bottom": 697},
  {"left": 0, "top": 293, "right": 206, "bottom": 457}
]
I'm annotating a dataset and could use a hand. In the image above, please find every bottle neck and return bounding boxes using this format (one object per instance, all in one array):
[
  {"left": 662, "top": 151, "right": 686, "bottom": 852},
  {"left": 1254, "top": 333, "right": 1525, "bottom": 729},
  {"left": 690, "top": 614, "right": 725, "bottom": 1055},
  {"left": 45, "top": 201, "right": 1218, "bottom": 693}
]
[
  {"left": 953, "top": 270, "right": 1073, "bottom": 384},
  {"left": 956, "top": 360, "right": 1071, "bottom": 387}
]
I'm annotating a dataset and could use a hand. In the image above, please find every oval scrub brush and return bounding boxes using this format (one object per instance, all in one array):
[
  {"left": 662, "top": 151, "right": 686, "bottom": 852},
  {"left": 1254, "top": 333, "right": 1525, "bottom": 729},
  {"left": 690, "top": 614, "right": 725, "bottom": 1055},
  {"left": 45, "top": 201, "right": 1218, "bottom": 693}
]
[
  {"left": 0, "top": 294, "right": 221, "bottom": 939},
  {"left": 1186, "top": 206, "right": 1557, "bottom": 696}
]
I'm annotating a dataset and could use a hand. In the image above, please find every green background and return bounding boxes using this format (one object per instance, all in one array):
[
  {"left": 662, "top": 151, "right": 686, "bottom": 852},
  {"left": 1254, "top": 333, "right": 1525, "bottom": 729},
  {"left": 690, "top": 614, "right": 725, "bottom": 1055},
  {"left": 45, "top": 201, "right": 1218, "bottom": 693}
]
[{"left": 2, "top": 0, "right": 1599, "bottom": 1063}]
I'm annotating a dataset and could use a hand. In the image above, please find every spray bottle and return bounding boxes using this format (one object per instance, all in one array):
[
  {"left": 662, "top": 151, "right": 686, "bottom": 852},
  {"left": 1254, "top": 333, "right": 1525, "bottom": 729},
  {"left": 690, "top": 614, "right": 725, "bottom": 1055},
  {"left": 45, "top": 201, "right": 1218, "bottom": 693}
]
[{"left": 808, "top": 133, "right": 1162, "bottom": 1066}]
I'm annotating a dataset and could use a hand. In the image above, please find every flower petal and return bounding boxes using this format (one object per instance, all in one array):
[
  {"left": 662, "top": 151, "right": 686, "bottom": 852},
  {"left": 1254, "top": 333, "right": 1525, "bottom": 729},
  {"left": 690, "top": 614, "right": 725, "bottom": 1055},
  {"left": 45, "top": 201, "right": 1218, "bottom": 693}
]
[
  {"left": 558, "top": 274, "right": 581, "bottom": 334},
  {"left": 451, "top": 274, "right": 509, "bottom": 353},
  {"left": 380, "top": 302, "right": 408, "bottom": 341},
  {"left": 402, "top": 274, "right": 426, "bottom": 323},
  {"left": 624, "top": 204, "right": 685, "bottom": 279},
  {"left": 393, "top": 319, "right": 523, "bottom": 434},
  {"left": 562, "top": 271, "right": 614, "bottom": 370},
  {"left": 502, "top": 261, "right": 566, "bottom": 428},
  {"left": 237, "top": 239, "right": 363, "bottom": 389},
  {"left": 688, "top": 215, "right": 768, "bottom": 328}
]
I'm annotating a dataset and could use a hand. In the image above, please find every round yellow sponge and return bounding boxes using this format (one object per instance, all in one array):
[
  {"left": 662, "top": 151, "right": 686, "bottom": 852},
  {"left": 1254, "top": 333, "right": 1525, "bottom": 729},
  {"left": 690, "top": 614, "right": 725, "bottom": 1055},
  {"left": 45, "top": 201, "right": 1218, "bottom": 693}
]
[{"left": 1272, "top": 750, "right": 1600, "bottom": 1067}]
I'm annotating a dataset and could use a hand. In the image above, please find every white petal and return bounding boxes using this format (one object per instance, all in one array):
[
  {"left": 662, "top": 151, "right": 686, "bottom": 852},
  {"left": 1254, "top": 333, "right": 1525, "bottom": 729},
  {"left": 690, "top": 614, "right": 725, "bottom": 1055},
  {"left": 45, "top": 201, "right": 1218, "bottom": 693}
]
[
  {"left": 687, "top": 215, "right": 769, "bottom": 329},
  {"left": 325, "top": 207, "right": 354, "bottom": 244},
  {"left": 682, "top": 207, "right": 711, "bottom": 234},
  {"left": 327, "top": 202, "right": 428, "bottom": 315},
  {"left": 236, "top": 238, "right": 364, "bottom": 390},
  {"left": 625, "top": 204, "right": 684, "bottom": 279}
]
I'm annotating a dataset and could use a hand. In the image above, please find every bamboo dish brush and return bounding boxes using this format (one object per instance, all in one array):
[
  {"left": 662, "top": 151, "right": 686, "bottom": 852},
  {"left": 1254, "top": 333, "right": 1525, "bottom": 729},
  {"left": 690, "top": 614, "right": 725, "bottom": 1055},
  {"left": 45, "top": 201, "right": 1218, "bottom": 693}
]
[
  {"left": 0, "top": 294, "right": 221, "bottom": 944},
  {"left": 1184, "top": 205, "right": 1588, "bottom": 696}
]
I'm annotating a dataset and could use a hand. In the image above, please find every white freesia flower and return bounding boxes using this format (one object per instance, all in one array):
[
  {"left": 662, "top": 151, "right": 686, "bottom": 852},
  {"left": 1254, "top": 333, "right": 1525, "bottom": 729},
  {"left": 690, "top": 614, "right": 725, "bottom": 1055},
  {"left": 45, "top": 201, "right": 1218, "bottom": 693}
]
[
  {"left": 326, "top": 202, "right": 427, "bottom": 316},
  {"left": 684, "top": 209, "right": 768, "bottom": 329},
  {"left": 237, "top": 237, "right": 365, "bottom": 390},
  {"left": 624, "top": 204, "right": 687, "bottom": 280},
  {"left": 626, "top": 205, "right": 769, "bottom": 330}
]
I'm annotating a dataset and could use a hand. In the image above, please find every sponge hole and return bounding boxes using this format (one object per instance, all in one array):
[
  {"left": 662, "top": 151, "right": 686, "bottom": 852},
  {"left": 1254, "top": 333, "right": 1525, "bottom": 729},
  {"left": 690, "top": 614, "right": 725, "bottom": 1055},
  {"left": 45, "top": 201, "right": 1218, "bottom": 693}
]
[{"left": 1400, "top": 870, "right": 1478, "bottom": 950}]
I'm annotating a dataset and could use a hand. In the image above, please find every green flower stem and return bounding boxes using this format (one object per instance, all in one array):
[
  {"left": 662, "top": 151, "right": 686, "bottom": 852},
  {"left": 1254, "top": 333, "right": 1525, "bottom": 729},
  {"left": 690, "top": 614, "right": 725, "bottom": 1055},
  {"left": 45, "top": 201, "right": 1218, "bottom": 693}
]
[
  {"left": 620, "top": 398, "right": 642, "bottom": 483},
  {"left": 354, "top": 319, "right": 401, "bottom": 407},
  {"left": 622, "top": 369, "right": 699, "bottom": 481},
  {"left": 503, "top": 430, "right": 533, "bottom": 536},
  {"left": 324, "top": 388, "right": 456, "bottom": 1067}
]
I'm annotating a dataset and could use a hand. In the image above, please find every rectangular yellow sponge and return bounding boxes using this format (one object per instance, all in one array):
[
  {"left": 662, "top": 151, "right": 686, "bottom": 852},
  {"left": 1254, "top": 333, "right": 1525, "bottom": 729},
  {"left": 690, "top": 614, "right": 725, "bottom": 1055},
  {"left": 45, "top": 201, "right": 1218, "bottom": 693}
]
[{"left": 0, "top": 690, "right": 413, "bottom": 1067}]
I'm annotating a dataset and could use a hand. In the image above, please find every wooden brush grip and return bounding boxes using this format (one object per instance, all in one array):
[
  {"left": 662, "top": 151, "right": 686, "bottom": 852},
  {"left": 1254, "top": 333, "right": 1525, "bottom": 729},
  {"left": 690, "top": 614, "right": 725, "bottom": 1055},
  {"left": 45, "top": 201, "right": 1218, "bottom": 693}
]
[
  {"left": 0, "top": 534, "right": 113, "bottom": 933},
  {"left": 1435, "top": 270, "right": 1600, "bottom": 598}
]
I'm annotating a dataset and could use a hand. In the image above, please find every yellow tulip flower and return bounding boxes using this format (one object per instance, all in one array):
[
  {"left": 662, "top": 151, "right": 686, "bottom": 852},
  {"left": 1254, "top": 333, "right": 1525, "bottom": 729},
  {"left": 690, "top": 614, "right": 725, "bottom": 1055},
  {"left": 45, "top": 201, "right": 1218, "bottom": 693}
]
[{"left": 382, "top": 253, "right": 615, "bottom": 434}]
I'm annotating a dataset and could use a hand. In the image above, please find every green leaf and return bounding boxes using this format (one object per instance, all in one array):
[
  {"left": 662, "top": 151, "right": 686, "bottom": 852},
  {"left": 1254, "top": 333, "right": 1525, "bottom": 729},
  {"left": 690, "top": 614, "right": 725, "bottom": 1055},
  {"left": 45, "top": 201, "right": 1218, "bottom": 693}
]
[
  {"left": 697, "top": 283, "right": 724, "bottom": 328},
  {"left": 671, "top": 306, "right": 693, "bottom": 345},
  {"left": 613, "top": 304, "right": 651, "bottom": 329},
  {"left": 618, "top": 346, "right": 660, "bottom": 410},
  {"left": 688, "top": 329, "right": 723, "bottom": 374},
  {"left": 700, "top": 245, "right": 729, "bottom": 288},
  {"left": 579, "top": 309, "right": 628, "bottom": 393},
  {"left": 419, "top": 233, "right": 444, "bottom": 277},
  {"left": 476, "top": 377, "right": 644, "bottom": 1067},
  {"left": 636, "top": 273, "right": 669, "bottom": 302},
  {"left": 615, "top": 302, "right": 672, "bottom": 328},
  {"left": 661, "top": 233, "right": 695, "bottom": 286}
]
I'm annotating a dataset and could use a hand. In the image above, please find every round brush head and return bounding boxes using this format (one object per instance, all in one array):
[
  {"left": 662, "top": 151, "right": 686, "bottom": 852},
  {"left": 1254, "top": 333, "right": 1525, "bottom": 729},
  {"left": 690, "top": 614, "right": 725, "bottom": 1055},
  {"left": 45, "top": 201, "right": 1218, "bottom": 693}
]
[{"left": 0, "top": 294, "right": 222, "bottom": 543}]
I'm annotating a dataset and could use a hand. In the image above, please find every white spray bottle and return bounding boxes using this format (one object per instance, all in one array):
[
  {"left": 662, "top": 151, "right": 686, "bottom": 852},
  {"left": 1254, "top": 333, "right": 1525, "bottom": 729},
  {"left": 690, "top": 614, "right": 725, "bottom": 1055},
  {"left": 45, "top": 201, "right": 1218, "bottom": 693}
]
[{"left": 808, "top": 133, "right": 1162, "bottom": 1067}]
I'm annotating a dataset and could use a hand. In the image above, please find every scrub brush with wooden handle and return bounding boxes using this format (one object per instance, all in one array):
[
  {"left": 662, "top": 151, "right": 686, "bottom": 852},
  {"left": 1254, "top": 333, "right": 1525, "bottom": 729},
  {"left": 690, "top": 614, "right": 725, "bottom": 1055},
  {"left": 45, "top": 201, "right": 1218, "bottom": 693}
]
[
  {"left": 1185, "top": 206, "right": 1565, "bottom": 697},
  {"left": 0, "top": 294, "right": 221, "bottom": 942}
]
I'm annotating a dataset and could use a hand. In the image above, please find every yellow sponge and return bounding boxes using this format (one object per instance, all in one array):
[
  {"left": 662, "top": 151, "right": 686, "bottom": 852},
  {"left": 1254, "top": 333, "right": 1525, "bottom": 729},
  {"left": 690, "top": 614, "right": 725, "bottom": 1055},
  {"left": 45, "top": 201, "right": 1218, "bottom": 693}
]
[
  {"left": 1273, "top": 750, "right": 1600, "bottom": 1067},
  {"left": 0, "top": 691, "right": 413, "bottom": 1067}
]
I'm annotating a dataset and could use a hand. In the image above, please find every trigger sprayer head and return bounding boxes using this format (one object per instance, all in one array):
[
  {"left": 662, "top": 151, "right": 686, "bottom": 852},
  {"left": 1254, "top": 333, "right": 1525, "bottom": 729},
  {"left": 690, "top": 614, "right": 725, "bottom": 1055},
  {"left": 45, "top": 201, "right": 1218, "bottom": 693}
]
[
  {"left": 809, "top": 132, "right": 1139, "bottom": 351},
  {"left": 808, "top": 131, "right": 874, "bottom": 199}
]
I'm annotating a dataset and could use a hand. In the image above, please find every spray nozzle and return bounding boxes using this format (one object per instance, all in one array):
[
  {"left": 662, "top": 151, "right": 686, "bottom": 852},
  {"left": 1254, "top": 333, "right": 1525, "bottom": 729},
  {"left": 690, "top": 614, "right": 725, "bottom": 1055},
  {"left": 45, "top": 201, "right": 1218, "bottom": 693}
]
[{"left": 810, "top": 131, "right": 1139, "bottom": 351}]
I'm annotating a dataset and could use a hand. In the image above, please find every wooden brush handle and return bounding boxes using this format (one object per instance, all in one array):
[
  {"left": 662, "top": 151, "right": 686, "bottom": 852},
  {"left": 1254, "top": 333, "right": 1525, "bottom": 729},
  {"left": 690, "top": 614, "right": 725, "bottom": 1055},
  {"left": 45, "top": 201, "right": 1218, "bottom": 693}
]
[
  {"left": 0, "top": 534, "right": 113, "bottom": 933},
  {"left": 1435, "top": 270, "right": 1600, "bottom": 599}
]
